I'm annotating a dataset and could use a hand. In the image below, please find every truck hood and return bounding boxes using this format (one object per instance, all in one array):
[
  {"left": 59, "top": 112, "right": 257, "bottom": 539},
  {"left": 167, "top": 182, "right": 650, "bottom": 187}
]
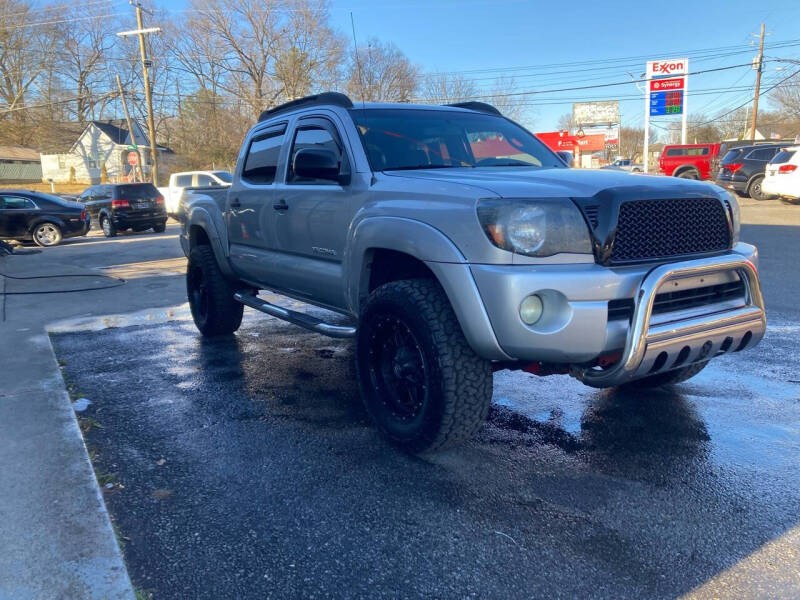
[{"left": 383, "top": 166, "right": 719, "bottom": 199}]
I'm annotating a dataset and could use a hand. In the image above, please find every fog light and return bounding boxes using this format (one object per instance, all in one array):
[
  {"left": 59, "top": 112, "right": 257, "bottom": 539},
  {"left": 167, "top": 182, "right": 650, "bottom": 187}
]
[{"left": 519, "top": 294, "right": 543, "bottom": 325}]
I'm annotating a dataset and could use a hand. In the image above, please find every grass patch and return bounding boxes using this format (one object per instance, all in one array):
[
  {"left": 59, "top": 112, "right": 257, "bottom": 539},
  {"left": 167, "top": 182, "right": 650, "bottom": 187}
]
[{"left": 78, "top": 416, "right": 102, "bottom": 434}]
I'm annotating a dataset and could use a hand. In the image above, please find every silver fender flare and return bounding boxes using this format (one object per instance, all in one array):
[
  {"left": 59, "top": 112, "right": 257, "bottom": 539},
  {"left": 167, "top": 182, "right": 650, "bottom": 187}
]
[
  {"left": 345, "top": 216, "right": 511, "bottom": 361},
  {"left": 184, "top": 204, "right": 237, "bottom": 279}
]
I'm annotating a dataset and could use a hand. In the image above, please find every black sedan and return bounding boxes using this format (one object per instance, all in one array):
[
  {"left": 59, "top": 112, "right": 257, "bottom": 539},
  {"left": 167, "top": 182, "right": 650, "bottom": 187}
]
[{"left": 0, "top": 189, "right": 91, "bottom": 247}]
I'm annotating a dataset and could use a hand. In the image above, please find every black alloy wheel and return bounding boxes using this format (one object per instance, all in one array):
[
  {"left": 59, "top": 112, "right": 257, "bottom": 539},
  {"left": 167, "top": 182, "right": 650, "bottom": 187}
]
[{"left": 366, "top": 314, "right": 428, "bottom": 424}]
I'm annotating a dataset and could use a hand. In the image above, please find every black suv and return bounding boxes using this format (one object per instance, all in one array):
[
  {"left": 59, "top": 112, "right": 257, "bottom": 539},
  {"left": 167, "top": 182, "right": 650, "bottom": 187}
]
[
  {"left": 715, "top": 144, "right": 783, "bottom": 200},
  {"left": 79, "top": 183, "right": 167, "bottom": 237}
]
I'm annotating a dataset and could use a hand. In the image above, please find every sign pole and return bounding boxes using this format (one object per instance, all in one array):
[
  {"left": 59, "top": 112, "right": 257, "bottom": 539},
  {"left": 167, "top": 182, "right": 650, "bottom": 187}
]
[
  {"left": 681, "top": 58, "right": 689, "bottom": 144},
  {"left": 643, "top": 75, "right": 651, "bottom": 173}
]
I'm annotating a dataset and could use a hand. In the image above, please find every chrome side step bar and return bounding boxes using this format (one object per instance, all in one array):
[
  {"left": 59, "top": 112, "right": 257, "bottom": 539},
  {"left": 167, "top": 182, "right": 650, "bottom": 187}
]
[{"left": 233, "top": 292, "right": 357, "bottom": 339}]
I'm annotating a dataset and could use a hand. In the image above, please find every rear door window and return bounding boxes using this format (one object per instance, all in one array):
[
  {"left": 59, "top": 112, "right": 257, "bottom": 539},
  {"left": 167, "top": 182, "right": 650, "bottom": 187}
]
[
  {"left": 242, "top": 126, "right": 287, "bottom": 184},
  {"left": 747, "top": 148, "right": 778, "bottom": 161},
  {"left": 0, "top": 196, "right": 37, "bottom": 209}
]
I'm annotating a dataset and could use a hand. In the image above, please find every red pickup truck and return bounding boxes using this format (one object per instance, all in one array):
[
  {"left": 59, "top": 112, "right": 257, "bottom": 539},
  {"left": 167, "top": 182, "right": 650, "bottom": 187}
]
[{"left": 658, "top": 143, "right": 721, "bottom": 180}]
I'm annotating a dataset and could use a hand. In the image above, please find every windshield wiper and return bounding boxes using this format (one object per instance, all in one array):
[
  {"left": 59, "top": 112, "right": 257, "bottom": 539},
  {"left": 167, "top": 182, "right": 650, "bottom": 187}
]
[{"left": 383, "top": 164, "right": 463, "bottom": 171}]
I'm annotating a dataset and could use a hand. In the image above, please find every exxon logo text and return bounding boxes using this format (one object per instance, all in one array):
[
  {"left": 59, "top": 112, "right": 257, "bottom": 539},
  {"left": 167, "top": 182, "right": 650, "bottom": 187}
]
[{"left": 652, "top": 61, "right": 685, "bottom": 74}]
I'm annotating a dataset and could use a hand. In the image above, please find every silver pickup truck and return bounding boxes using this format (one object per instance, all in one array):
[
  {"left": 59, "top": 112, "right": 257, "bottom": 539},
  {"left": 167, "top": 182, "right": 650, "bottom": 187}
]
[{"left": 180, "top": 92, "right": 766, "bottom": 453}]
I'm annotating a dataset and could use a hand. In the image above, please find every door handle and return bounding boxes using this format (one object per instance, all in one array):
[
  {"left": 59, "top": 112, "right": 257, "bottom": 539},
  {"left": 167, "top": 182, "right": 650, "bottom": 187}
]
[
  {"left": 230, "top": 198, "right": 241, "bottom": 208},
  {"left": 273, "top": 199, "right": 289, "bottom": 211}
]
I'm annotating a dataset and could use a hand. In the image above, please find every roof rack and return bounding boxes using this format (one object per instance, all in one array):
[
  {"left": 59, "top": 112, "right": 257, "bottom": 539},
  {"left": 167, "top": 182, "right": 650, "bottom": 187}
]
[
  {"left": 446, "top": 101, "right": 502, "bottom": 116},
  {"left": 258, "top": 92, "right": 354, "bottom": 122}
]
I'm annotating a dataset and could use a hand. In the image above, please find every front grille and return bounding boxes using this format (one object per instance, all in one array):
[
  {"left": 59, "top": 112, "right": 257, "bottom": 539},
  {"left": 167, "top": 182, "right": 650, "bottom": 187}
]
[
  {"left": 611, "top": 198, "right": 730, "bottom": 263},
  {"left": 608, "top": 279, "right": 746, "bottom": 321}
]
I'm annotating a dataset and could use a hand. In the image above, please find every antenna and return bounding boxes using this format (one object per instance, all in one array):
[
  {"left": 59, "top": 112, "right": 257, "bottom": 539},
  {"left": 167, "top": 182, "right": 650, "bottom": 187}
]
[{"left": 350, "top": 12, "right": 366, "bottom": 109}]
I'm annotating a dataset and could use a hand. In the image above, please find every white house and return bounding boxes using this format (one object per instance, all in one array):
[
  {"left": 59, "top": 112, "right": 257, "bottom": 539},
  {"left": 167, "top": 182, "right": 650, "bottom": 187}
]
[{"left": 40, "top": 120, "right": 172, "bottom": 184}]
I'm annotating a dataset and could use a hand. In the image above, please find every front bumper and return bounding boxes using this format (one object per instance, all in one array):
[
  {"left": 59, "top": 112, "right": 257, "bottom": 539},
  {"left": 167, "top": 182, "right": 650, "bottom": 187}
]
[
  {"left": 459, "top": 244, "right": 764, "bottom": 386},
  {"left": 572, "top": 254, "right": 764, "bottom": 387}
]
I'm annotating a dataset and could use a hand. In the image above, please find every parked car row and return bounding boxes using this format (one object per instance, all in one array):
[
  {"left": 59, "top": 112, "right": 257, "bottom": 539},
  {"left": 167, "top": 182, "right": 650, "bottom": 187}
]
[
  {"left": 654, "top": 139, "right": 799, "bottom": 201},
  {"left": 0, "top": 168, "right": 233, "bottom": 247}
]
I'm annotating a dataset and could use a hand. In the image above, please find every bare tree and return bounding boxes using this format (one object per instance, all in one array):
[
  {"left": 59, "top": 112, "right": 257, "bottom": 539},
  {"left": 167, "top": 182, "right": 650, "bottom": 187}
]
[
  {"left": 346, "top": 37, "right": 419, "bottom": 102},
  {"left": 483, "top": 77, "right": 529, "bottom": 123},
  {"left": 0, "top": 0, "right": 53, "bottom": 144},
  {"left": 771, "top": 71, "right": 800, "bottom": 121},
  {"left": 273, "top": 0, "right": 344, "bottom": 100},
  {"left": 54, "top": 5, "right": 120, "bottom": 123},
  {"left": 557, "top": 112, "right": 575, "bottom": 133},
  {"left": 419, "top": 73, "right": 477, "bottom": 104}
]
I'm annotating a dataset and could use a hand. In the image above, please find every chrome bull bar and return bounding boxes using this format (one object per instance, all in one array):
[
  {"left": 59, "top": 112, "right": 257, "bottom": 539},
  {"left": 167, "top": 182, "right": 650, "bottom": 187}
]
[{"left": 575, "top": 254, "right": 766, "bottom": 388}]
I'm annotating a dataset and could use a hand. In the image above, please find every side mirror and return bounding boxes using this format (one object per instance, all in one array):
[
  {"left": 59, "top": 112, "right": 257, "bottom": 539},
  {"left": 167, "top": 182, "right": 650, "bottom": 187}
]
[
  {"left": 293, "top": 148, "right": 343, "bottom": 183},
  {"left": 555, "top": 151, "right": 573, "bottom": 167}
]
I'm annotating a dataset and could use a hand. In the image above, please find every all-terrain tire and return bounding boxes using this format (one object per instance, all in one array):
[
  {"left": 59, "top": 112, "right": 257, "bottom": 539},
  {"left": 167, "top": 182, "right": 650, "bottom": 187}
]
[
  {"left": 676, "top": 169, "right": 699, "bottom": 180},
  {"left": 187, "top": 244, "right": 243, "bottom": 336},
  {"left": 624, "top": 360, "right": 708, "bottom": 389},
  {"left": 356, "top": 278, "right": 493, "bottom": 453}
]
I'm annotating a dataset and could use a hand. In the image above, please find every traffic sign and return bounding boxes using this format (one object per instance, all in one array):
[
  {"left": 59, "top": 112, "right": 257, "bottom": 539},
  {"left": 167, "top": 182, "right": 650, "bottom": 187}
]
[
  {"left": 127, "top": 151, "right": 139, "bottom": 166},
  {"left": 126, "top": 144, "right": 138, "bottom": 151}
]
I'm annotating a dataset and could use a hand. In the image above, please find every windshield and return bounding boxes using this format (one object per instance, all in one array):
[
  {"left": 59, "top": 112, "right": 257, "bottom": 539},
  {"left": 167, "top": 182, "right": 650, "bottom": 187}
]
[
  {"left": 350, "top": 108, "right": 563, "bottom": 171},
  {"left": 212, "top": 171, "right": 233, "bottom": 183}
]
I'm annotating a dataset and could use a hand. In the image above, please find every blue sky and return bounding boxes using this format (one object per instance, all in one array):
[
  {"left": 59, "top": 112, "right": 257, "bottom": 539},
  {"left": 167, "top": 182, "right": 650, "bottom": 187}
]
[{"left": 158, "top": 0, "right": 800, "bottom": 131}]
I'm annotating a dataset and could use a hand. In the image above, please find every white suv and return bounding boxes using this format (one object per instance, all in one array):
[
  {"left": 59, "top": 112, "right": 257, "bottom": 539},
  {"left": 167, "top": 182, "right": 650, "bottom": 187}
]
[{"left": 762, "top": 146, "right": 800, "bottom": 203}]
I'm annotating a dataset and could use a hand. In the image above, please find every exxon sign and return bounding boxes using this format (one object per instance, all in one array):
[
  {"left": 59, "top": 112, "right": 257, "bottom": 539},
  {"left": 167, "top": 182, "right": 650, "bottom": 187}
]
[{"left": 647, "top": 58, "right": 689, "bottom": 78}]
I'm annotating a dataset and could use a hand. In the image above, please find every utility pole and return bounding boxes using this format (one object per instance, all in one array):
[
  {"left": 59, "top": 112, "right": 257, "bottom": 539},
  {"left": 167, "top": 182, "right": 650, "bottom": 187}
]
[
  {"left": 115, "top": 75, "right": 142, "bottom": 182},
  {"left": 135, "top": 3, "right": 158, "bottom": 185},
  {"left": 750, "top": 22, "right": 765, "bottom": 141},
  {"left": 117, "top": 3, "right": 161, "bottom": 185}
]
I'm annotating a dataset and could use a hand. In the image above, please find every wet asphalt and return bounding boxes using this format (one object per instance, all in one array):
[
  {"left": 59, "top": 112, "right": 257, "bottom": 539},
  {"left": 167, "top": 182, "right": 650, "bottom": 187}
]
[{"left": 51, "top": 223, "right": 800, "bottom": 599}]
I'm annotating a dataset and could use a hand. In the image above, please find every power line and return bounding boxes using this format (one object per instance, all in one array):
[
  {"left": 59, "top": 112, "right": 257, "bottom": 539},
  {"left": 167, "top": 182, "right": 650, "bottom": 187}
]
[{"left": 691, "top": 68, "right": 800, "bottom": 125}]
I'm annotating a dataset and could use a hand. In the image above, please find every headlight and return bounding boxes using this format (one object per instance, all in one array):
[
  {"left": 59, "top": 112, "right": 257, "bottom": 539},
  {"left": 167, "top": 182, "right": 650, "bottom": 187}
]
[
  {"left": 476, "top": 198, "right": 592, "bottom": 257},
  {"left": 725, "top": 193, "right": 741, "bottom": 245}
]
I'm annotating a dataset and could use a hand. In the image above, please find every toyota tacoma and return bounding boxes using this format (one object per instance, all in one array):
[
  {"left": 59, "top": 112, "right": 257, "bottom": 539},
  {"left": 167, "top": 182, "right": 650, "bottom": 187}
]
[{"left": 180, "top": 93, "right": 765, "bottom": 452}]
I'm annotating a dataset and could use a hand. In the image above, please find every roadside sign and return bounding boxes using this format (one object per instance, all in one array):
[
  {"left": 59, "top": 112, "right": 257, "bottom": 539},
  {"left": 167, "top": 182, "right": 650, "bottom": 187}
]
[
  {"left": 126, "top": 144, "right": 138, "bottom": 151},
  {"left": 650, "top": 90, "right": 684, "bottom": 115},
  {"left": 127, "top": 151, "right": 139, "bottom": 166},
  {"left": 643, "top": 58, "right": 689, "bottom": 172}
]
